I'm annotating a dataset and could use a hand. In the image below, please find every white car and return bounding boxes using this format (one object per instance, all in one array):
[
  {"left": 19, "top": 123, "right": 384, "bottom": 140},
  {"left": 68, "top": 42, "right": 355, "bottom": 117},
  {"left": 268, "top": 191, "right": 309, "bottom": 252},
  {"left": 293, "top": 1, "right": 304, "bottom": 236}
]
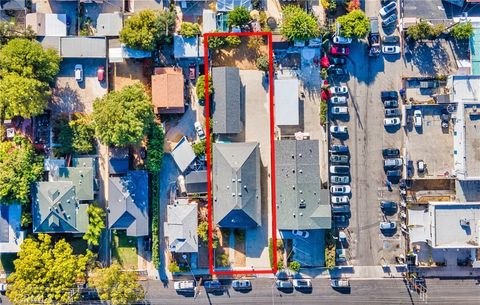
[
  {"left": 331, "top": 196, "right": 349, "bottom": 204},
  {"left": 331, "top": 106, "right": 348, "bottom": 115},
  {"left": 333, "top": 36, "right": 352, "bottom": 45},
  {"left": 330, "top": 185, "right": 351, "bottom": 194},
  {"left": 384, "top": 117, "right": 400, "bottom": 126},
  {"left": 194, "top": 121, "right": 206, "bottom": 140},
  {"left": 330, "top": 125, "right": 348, "bottom": 134},
  {"left": 74, "top": 64, "right": 83, "bottom": 82},
  {"left": 329, "top": 86, "right": 349, "bottom": 95},
  {"left": 414, "top": 110, "right": 422, "bottom": 127},
  {"left": 330, "top": 96, "right": 347, "bottom": 105},
  {"left": 174, "top": 281, "right": 195, "bottom": 291},
  {"left": 382, "top": 45, "right": 400, "bottom": 54},
  {"left": 380, "top": 1, "right": 397, "bottom": 17},
  {"left": 292, "top": 230, "right": 309, "bottom": 238},
  {"left": 292, "top": 279, "right": 312, "bottom": 288}
]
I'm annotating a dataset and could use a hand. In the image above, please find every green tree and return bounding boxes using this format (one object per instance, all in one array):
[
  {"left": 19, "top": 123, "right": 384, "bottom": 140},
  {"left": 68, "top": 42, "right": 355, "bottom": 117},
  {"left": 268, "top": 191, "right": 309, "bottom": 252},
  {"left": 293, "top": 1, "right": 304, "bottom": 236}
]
[
  {"left": 52, "top": 115, "right": 73, "bottom": 156},
  {"left": 0, "top": 21, "right": 36, "bottom": 45},
  {"left": 256, "top": 55, "right": 269, "bottom": 71},
  {"left": 337, "top": 9, "right": 370, "bottom": 38},
  {"left": 288, "top": 261, "right": 301, "bottom": 272},
  {"left": 192, "top": 140, "right": 206, "bottom": 157},
  {"left": 216, "top": 253, "right": 230, "bottom": 267},
  {"left": 89, "top": 263, "right": 145, "bottom": 305},
  {"left": 179, "top": 22, "right": 201, "bottom": 38},
  {"left": 168, "top": 261, "right": 180, "bottom": 273},
  {"left": 70, "top": 114, "right": 96, "bottom": 154},
  {"left": 208, "top": 34, "right": 227, "bottom": 50},
  {"left": 227, "top": 7, "right": 251, "bottom": 28},
  {"left": 0, "top": 38, "right": 60, "bottom": 84},
  {"left": 281, "top": 5, "right": 320, "bottom": 41},
  {"left": 0, "top": 74, "right": 50, "bottom": 125},
  {"left": 119, "top": 9, "right": 175, "bottom": 51},
  {"left": 7, "top": 234, "right": 93, "bottom": 305},
  {"left": 196, "top": 75, "right": 214, "bottom": 101},
  {"left": 83, "top": 205, "right": 106, "bottom": 247},
  {"left": 197, "top": 220, "right": 218, "bottom": 248},
  {"left": 451, "top": 21, "right": 473, "bottom": 40},
  {"left": 93, "top": 83, "right": 154, "bottom": 147},
  {"left": 226, "top": 35, "right": 241, "bottom": 47},
  {"left": 0, "top": 139, "right": 43, "bottom": 204},
  {"left": 407, "top": 20, "right": 434, "bottom": 40},
  {"left": 146, "top": 123, "right": 164, "bottom": 173}
]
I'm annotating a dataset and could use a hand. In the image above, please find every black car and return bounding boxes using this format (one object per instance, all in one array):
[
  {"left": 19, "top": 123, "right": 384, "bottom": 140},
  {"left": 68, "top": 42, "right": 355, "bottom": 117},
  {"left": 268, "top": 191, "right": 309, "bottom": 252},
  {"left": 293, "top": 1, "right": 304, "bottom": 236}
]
[
  {"left": 381, "top": 200, "right": 398, "bottom": 211},
  {"left": 332, "top": 205, "right": 350, "bottom": 214},
  {"left": 329, "top": 67, "right": 347, "bottom": 75},
  {"left": 382, "top": 148, "right": 400, "bottom": 158},
  {"left": 386, "top": 169, "right": 402, "bottom": 177},
  {"left": 331, "top": 57, "right": 347, "bottom": 65},
  {"left": 381, "top": 91, "right": 398, "bottom": 101},
  {"left": 384, "top": 99, "right": 398, "bottom": 108},
  {"left": 385, "top": 108, "right": 401, "bottom": 117},
  {"left": 407, "top": 160, "right": 414, "bottom": 177},
  {"left": 204, "top": 281, "right": 222, "bottom": 291},
  {"left": 382, "top": 35, "right": 400, "bottom": 44}
]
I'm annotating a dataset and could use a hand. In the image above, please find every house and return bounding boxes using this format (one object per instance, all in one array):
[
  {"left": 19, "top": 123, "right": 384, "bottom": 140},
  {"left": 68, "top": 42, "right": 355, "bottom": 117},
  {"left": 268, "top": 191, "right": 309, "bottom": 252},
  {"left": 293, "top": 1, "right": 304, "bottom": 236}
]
[
  {"left": 173, "top": 35, "right": 204, "bottom": 59},
  {"left": 151, "top": 67, "right": 185, "bottom": 115},
  {"left": 185, "top": 170, "right": 208, "bottom": 194},
  {"left": 275, "top": 140, "right": 331, "bottom": 230},
  {"left": 212, "top": 67, "right": 241, "bottom": 134},
  {"left": 32, "top": 157, "right": 94, "bottom": 234},
  {"left": 274, "top": 78, "right": 299, "bottom": 126},
  {"left": 60, "top": 37, "right": 107, "bottom": 58},
  {"left": 109, "top": 147, "right": 129, "bottom": 175},
  {"left": 216, "top": 0, "right": 252, "bottom": 12},
  {"left": 0, "top": 204, "right": 24, "bottom": 253},
  {"left": 164, "top": 199, "right": 198, "bottom": 253},
  {"left": 96, "top": 12, "right": 123, "bottom": 37},
  {"left": 108, "top": 171, "right": 149, "bottom": 237},
  {"left": 213, "top": 142, "right": 261, "bottom": 228},
  {"left": 171, "top": 137, "right": 196, "bottom": 173},
  {"left": 202, "top": 9, "right": 217, "bottom": 33},
  {"left": 26, "top": 13, "right": 67, "bottom": 36}
]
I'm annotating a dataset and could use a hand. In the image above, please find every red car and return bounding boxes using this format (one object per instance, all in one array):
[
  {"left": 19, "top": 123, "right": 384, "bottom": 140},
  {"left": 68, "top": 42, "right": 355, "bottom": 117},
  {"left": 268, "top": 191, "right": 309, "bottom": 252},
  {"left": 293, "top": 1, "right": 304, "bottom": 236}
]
[
  {"left": 330, "top": 46, "right": 350, "bottom": 56},
  {"left": 97, "top": 66, "right": 105, "bottom": 82}
]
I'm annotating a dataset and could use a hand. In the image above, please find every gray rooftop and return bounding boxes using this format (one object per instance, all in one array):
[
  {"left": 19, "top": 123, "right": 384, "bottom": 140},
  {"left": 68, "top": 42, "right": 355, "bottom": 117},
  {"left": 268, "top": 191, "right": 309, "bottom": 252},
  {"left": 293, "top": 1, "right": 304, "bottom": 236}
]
[
  {"left": 275, "top": 140, "right": 331, "bottom": 230},
  {"left": 60, "top": 37, "right": 107, "bottom": 58},
  {"left": 108, "top": 171, "right": 149, "bottom": 237},
  {"left": 164, "top": 200, "right": 198, "bottom": 253},
  {"left": 212, "top": 67, "right": 241, "bottom": 134},
  {"left": 96, "top": 12, "right": 123, "bottom": 37},
  {"left": 213, "top": 142, "right": 261, "bottom": 228},
  {"left": 185, "top": 170, "right": 207, "bottom": 194}
]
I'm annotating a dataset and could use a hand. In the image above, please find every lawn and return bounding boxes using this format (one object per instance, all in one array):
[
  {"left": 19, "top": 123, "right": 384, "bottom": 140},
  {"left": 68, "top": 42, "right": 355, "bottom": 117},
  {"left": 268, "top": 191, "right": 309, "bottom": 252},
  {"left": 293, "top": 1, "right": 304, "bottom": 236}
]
[
  {"left": 111, "top": 230, "right": 138, "bottom": 270},
  {"left": 0, "top": 253, "right": 17, "bottom": 273}
]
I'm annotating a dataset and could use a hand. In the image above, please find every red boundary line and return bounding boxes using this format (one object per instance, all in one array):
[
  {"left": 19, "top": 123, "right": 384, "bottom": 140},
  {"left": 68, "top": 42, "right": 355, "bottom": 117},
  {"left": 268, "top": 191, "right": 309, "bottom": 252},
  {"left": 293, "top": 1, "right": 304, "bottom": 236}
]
[{"left": 203, "top": 31, "right": 277, "bottom": 276}]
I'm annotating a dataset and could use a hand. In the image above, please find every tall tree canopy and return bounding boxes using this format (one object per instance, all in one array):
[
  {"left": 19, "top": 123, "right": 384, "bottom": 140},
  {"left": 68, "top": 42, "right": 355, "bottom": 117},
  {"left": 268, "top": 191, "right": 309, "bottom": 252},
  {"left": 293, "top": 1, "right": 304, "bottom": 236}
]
[
  {"left": 89, "top": 264, "right": 145, "bottom": 305},
  {"left": 0, "top": 138, "right": 43, "bottom": 204},
  {"left": 280, "top": 5, "right": 320, "bottom": 41},
  {"left": 227, "top": 7, "right": 251, "bottom": 27},
  {"left": 7, "top": 234, "right": 94, "bottom": 305},
  {"left": 93, "top": 83, "right": 154, "bottom": 147},
  {"left": 337, "top": 9, "right": 370, "bottom": 38},
  {"left": 83, "top": 204, "right": 106, "bottom": 247},
  {"left": 0, "top": 38, "right": 60, "bottom": 84}
]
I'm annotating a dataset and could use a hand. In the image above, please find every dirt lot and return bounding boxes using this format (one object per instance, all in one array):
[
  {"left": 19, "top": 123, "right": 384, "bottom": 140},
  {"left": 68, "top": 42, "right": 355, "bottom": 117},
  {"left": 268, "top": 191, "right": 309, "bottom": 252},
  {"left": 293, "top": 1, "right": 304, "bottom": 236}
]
[
  {"left": 211, "top": 36, "right": 269, "bottom": 70},
  {"left": 112, "top": 58, "right": 152, "bottom": 92}
]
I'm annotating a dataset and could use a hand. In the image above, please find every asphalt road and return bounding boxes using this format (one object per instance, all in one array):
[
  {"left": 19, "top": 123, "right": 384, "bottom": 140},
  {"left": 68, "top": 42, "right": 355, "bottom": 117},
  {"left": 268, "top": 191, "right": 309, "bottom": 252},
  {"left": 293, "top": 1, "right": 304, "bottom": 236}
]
[{"left": 143, "top": 278, "right": 480, "bottom": 305}]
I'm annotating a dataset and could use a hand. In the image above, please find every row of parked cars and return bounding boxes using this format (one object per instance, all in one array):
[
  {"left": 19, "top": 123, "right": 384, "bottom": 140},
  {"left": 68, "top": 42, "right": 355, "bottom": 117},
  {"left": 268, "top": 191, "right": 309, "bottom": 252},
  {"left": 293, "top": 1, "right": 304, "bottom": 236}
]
[
  {"left": 381, "top": 90, "right": 402, "bottom": 127},
  {"left": 382, "top": 147, "right": 402, "bottom": 181},
  {"left": 380, "top": 0, "right": 398, "bottom": 28}
]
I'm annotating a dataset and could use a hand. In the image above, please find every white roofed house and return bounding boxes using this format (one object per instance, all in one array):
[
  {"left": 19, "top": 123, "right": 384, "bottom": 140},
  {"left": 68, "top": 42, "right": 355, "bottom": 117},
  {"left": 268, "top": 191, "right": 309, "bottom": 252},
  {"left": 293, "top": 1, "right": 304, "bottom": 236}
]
[
  {"left": 274, "top": 78, "right": 299, "bottom": 126},
  {"left": 26, "top": 13, "right": 67, "bottom": 36}
]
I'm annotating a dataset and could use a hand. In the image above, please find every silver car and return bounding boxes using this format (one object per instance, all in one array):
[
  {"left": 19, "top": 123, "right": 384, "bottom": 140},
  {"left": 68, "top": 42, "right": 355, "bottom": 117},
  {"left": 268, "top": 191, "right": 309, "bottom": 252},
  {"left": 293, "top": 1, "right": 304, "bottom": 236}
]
[
  {"left": 331, "top": 175, "right": 350, "bottom": 184},
  {"left": 380, "top": 1, "right": 396, "bottom": 17},
  {"left": 331, "top": 196, "right": 349, "bottom": 204},
  {"left": 379, "top": 221, "right": 397, "bottom": 230},
  {"left": 330, "top": 96, "right": 347, "bottom": 105},
  {"left": 330, "top": 185, "right": 351, "bottom": 194},
  {"left": 331, "top": 106, "right": 348, "bottom": 115},
  {"left": 384, "top": 117, "right": 400, "bottom": 126}
]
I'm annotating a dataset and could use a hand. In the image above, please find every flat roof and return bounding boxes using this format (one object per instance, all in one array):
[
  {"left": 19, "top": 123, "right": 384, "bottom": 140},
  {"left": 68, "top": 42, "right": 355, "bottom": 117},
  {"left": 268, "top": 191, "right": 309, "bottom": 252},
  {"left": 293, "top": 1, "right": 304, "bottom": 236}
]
[
  {"left": 464, "top": 105, "right": 480, "bottom": 178},
  {"left": 449, "top": 75, "right": 480, "bottom": 103},
  {"left": 274, "top": 78, "right": 299, "bottom": 126},
  {"left": 60, "top": 37, "right": 107, "bottom": 58}
]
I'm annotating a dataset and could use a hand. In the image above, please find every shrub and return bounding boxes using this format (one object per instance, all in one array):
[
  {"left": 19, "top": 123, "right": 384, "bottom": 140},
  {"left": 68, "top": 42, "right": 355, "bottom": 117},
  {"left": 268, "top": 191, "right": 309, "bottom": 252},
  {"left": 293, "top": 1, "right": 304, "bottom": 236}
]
[
  {"left": 337, "top": 10, "right": 370, "bottom": 38},
  {"left": 146, "top": 123, "right": 164, "bottom": 173},
  {"left": 321, "top": 68, "right": 328, "bottom": 80},
  {"left": 226, "top": 35, "right": 241, "bottom": 47},
  {"left": 268, "top": 238, "right": 273, "bottom": 268},
  {"left": 192, "top": 140, "right": 206, "bottom": 157},
  {"left": 179, "top": 22, "right": 201, "bottom": 38},
  {"left": 407, "top": 20, "right": 434, "bottom": 40},
  {"left": 151, "top": 172, "right": 160, "bottom": 268},
  {"left": 288, "top": 261, "right": 301, "bottom": 272},
  {"left": 168, "top": 261, "right": 180, "bottom": 273},
  {"left": 227, "top": 7, "right": 251, "bottom": 28},
  {"left": 256, "top": 55, "right": 270, "bottom": 72},
  {"left": 451, "top": 21, "right": 473, "bottom": 40},
  {"left": 320, "top": 101, "right": 327, "bottom": 125},
  {"left": 277, "top": 259, "right": 284, "bottom": 270},
  {"left": 346, "top": 0, "right": 360, "bottom": 12},
  {"left": 281, "top": 5, "right": 320, "bottom": 41},
  {"left": 196, "top": 75, "right": 214, "bottom": 101},
  {"left": 216, "top": 253, "right": 230, "bottom": 267}
]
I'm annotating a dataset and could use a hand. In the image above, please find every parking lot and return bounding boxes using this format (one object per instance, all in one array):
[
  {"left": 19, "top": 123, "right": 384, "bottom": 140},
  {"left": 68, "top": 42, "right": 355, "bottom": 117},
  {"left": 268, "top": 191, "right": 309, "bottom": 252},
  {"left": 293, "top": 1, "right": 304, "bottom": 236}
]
[{"left": 50, "top": 58, "right": 108, "bottom": 115}]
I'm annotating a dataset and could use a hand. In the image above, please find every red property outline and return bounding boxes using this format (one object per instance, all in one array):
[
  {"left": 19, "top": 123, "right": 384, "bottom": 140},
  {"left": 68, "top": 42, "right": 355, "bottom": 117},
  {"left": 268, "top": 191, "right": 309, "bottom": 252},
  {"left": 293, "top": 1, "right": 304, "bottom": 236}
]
[{"left": 203, "top": 32, "right": 277, "bottom": 276}]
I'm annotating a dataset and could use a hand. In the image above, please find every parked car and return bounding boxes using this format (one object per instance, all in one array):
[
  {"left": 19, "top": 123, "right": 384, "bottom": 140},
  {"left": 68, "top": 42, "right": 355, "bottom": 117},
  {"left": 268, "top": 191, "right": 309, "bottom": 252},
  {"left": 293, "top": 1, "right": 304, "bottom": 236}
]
[
  {"left": 414, "top": 110, "right": 423, "bottom": 127},
  {"left": 331, "top": 106, "right": 348, "bottom": 115},
  {"left": 382, "top": 45, "right": 400, "bottom": 54},
  {"left": 189, "top": 63, "right": 196, "bottom": 80},
  {"left": 330, "top": 96, "right": 347, "bottom": 105},
  {"left": 333, "top": 215, "right": 348, "bottom": 223},
  {"left": 232, "top": 280, "right": 252, "bottom": 290},
  {"left": 331, "top": 175, "right": 350, "bottom": 184},
  {"left": 379, "top": 1, "right": 397, "bottom": 17},
  {"left": 417, "top": 160, "right": 425, "bottom": 173},
  {"left": 331, "top": 196, "right": 349, "bottom": 204},
  {"left": 382, "top": 14, "right": 398, "bottom": 27},
  {"left": 441, "top": 109, "right": 450, "bottom": 128},
  {"left": 381, "top": 200, "right": 398, "bottom": 211},
  {"left": 379, "top": 221, "right": 397, "bottom": 230},
  {"left": 174, "top": 281, "right": 195, "bottom": 291},
  {"left": 330, "top": 279, "right": 350, "bottom": 288},
  {"left": 97, "top": 66, "right": 105, "bottom": 82},
  {"left": 330, "top": 86, "right": 349, "bottom": 95},
  {"left": 382, "top": 148, "right": 400, "bottom": 158},
  {"left": 384, "top": 117, "right": 401, "bottom": 126},
  {"left": 385, "top": 108, "right": 401, "bottom": 117},
  {"left": 381, "top": 91, "right": 398, "bottom": 101},
  {"left": 383, "top": 99, "right": 398, "bottom": 108},
  {"left": 384, "top": 158, "right": 403, "bottom": 168},
  {"left": 194, "top": 121, "right": 206, "bottom": 140},
  {"left": 292, "top": 230, "right": 309, "bottom": 238},
  {"left": 330, "top": 185, "right": 351, "bottom": 194},
  {"left": 330, "top": 165, "right": 350, "bottom": 175},
  {"left": 293, "top": 279, "right": 312, "bottom": 289},
  {"left": 382, "top": 35, "right": 400, "bottom": 44},
  {"left": 74, "top": 64, "right": 83, "bottom": 82},
  {"left": 333, "top": 36, "right": 352, "bottom": 44},
  {"left": 386, "top": 169, "right": 402, "bottom": 178},
  {"left": 330, "top": 46, "right": 350, "bottom": 56},
  {"left": 329, "top": 145, "right": 349, "bottom": 154},
  {"left": 276, "top": 280, "right": 293, "bottom": 289},
  {"left": 329, "top": 67, "right": 347, "bottom": 75},
  {"left": 330, "top": 125, "right": 348, "bottom": 134},
  {"left": 330, "top": 154, "right": 350, "bottom": 164},
  {"left": 407, "top": 160, "right": 414, "bottom": 177},
  {"left": 204, "top": 280, "right": 221, "bottom": 291},
  {"left": 331, "top": 57, "right": 347, "bottom": 65},
  {"left": 332, "top": 205, "right": 350, "bottom": 214}
]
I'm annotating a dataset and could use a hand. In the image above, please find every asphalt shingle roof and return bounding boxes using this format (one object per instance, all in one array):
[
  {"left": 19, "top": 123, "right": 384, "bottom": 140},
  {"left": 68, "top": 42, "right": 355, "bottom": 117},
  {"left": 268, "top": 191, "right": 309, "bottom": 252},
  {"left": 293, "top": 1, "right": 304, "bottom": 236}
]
[
  {"left": 212, "top": 67, "right": 241, "bottom": 134},
  {"left": 164, "top": 199, "right": 198, "bottom": 253}
]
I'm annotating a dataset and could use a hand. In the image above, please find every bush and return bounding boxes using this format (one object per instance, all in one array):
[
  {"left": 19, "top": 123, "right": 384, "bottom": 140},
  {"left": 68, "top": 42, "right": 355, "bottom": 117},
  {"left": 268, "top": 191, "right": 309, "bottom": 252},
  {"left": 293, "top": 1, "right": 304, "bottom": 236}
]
[
  {"left": 320, "top": 101, "right": 327, "bottom": 125},
  {"left": 70, "top": 113, "right": 96, "bottom": 155},
  {"left": 196, "top": 75, "right": 214, "bottom": 101},
  {"left": 226, "top": 35, "right": 241, "bottom": 47},
  {"left": 256, "top": 55, "right": 269, "bottom": 72},
  {"left": 321, "top": 68, "right": 328, "bottom": 80},
  {"left": 179, "top": 22, "right": 201, "bottom": 38},
  {"left": 146, "top": 123, "right": 164, "bottom": 173},
  {"left": 407, "top": 20, "right": 435, "bottom": 40},
  {"left": 281, "top": 5, "right": 320, "bottom": 41},
  {"left": 192, "top": 140, "right": 206, "bottom": 157},
  {"left": 168, "top": 261, "right": 180, "bottom": 273},
  {"left": 277, "top": 259, "right": 284, "bottom": 271},
  {"left": 337, "top": 10, "right": 369, "bottom": 38},
  {"left": 288, "top": 261, "right": 301, "bottom": 272},
  {"left": 216, "top": 253, "right": 230, "bottom": 267},
  {"left": 208, "top": 35, "right": 227, "bottom": 50},
  {"left": 346, "top": 0, "right": 360, "bottom": 12},
  {"left": 276, "top": 239, "right": 284, "bottom": 251},
  {"left": 151, "top": 172, "right": 160, "bottom": 268},
  {"left": 325, "top": 230, "right": 336, "bottom": 269},
  {"left": 227, "top": 7, "right": 251, "bottom": 28},
  {"left": 451, "top": 21, "right": 473, "bottom": 40}
]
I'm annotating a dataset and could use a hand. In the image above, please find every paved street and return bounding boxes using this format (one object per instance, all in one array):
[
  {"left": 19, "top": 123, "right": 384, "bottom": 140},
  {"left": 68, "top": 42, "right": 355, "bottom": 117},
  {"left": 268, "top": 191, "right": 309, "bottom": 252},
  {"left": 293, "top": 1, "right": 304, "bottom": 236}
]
[{"left": 142, "top": 278, "right": 480, "bottom": 305}]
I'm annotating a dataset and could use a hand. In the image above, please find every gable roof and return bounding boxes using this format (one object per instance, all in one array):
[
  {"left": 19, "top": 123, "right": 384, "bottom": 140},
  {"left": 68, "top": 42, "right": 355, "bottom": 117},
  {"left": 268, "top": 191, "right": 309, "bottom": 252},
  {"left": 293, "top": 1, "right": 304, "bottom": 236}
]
[
  {"left": 213, "top": 142, "right": 261, "bottom": 228},
  {"left": 152, "top": 67, "right": 185, "bottom": 114},
  {"left": 185, "top": 170, "right": 208, "bottom": 194},
  {"left": 109, "top": 147, "right": 129, "bottom": 175},
  {"left": 171, "top": 137, "right": 196, "bottom": 173},
  {"left": 164, "top": 199, "right": 198, "bottom": 253},
  {"left": 108, "top": 171, "right": 149, "bottom": 237},
  {"left": 275, "top": 140, "right": 331, "bottom": 230},
  {"left": 57, "top": 166, "right": 94, "bottom": 201},
  {"left": 212, "top": 67, "right": 241, "bottom": 134}
]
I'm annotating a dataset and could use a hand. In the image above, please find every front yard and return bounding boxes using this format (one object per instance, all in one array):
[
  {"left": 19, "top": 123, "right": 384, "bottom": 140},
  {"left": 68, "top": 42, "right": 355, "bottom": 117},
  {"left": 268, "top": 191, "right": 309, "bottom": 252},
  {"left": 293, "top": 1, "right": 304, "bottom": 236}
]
[{"left": 111, "top": 230, "right": 137, "bottom": 270}]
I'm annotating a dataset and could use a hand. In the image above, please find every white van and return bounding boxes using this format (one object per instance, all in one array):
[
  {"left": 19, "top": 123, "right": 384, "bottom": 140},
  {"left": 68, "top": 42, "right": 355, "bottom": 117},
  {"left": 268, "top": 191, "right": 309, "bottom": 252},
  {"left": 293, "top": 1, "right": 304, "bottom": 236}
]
[{"left": 174, "top": 281, "right": 195, "bottom": 291}]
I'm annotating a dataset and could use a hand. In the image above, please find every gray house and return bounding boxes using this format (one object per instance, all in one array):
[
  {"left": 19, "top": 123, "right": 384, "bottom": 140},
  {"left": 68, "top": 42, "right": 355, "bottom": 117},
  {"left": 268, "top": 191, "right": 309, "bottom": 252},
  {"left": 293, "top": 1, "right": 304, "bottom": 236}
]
[
  {"left": 108, "top": 171, "right": 149, "bottom": 237},
  {"left": 213, "top": 142, "right": 261, "bottom": 228},
  {"left": 164, "top": 199, "right": 198, "bottom": 253},
  {"left": 275, "top": 140, "right": 331, "bottom": 230},
  {"left": 212, "top": 67, "right": 241, "bottom": 134}
]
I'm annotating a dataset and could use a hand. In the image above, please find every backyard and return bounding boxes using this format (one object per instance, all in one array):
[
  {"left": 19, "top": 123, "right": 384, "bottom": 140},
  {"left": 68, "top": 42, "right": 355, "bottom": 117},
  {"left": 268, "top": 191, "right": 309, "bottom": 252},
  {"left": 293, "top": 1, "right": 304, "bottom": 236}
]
[
  {"left": 210, "top": 36, "right": 269, "bottom": 70},
  {"left": 111, "top": 230, "right": 138, "bottom": 270}
]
